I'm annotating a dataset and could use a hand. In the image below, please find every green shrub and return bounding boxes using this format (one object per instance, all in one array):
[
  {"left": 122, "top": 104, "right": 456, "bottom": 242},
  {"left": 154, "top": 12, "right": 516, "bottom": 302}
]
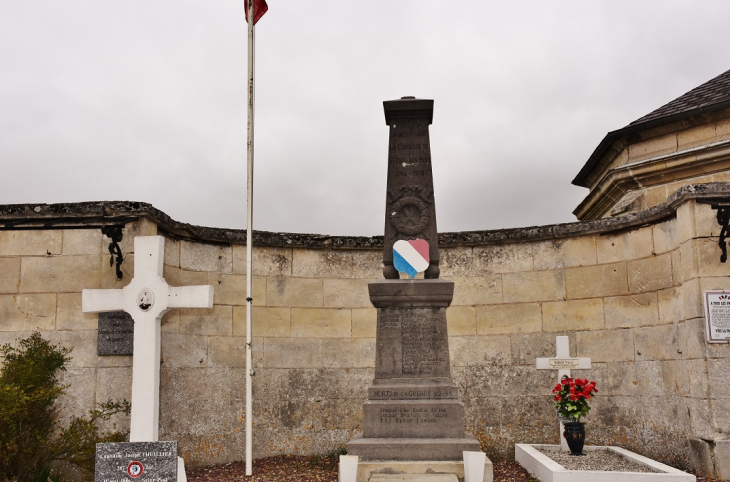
[{"left": 0, "top": 332, "right": 130, "bottom": 482}]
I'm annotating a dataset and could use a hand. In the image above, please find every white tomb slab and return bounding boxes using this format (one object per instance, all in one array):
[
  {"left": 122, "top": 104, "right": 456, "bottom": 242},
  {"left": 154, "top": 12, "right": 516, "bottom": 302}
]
[
  {"left": 83, "top": 235, "right": 213, "bottom": 482},
  {"left": 535, "top": 336, "right": 591, "bottom": 452}
]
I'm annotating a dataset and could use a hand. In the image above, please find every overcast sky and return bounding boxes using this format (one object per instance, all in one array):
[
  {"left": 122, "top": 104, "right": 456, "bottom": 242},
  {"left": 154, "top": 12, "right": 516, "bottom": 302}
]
[{"left": 2, "top": 1, "right": 730, "bottom": 236}]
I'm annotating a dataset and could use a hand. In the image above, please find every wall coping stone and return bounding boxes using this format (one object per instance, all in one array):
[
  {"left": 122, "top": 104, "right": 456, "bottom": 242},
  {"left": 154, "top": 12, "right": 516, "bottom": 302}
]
[{"left": 1, "top": 183, "right": 730, "bottom": 249}]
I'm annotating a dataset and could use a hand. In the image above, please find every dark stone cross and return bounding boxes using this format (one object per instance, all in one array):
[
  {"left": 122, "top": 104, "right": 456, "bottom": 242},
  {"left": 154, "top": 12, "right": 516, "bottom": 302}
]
[{"left": 382, "top": 96, "right": 440, "bottom": 279}]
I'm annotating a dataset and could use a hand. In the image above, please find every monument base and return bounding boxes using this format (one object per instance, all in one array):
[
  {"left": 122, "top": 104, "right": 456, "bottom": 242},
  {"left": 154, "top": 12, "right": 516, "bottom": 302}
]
[
  {"left": 347, "top": 433, "right": 481, "bottom": 461},
  {"left": 353, "top": 457, "right": 493, "bottom": 482}
]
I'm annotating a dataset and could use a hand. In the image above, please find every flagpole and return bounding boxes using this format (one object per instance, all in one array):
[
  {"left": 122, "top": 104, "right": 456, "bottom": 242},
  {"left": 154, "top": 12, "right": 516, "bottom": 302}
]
[{"left": 245, "top": 0, "right": 255, "bottom": 476}]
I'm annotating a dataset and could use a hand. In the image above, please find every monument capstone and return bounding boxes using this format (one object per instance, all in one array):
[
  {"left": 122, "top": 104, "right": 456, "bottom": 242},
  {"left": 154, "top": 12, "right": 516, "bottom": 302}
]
[{"left": 347, "top": 98, "right": 483, "bottom": 467}]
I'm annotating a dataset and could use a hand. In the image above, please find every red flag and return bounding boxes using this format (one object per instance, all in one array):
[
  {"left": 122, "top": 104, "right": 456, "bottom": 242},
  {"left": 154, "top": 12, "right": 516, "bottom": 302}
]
[{"left": 244, "top": 0, "right": 268, "bottom": 25}]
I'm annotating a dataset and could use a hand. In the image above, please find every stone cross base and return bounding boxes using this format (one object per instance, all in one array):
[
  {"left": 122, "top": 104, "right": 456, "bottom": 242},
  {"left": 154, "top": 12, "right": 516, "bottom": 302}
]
[{"left": 347, "top": 279, "right": 481, "bottom": 462}]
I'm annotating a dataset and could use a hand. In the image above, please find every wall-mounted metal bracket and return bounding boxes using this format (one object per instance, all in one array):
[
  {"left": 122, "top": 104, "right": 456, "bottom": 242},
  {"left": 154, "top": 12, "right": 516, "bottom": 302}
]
[
  {"left": 698, "top": 199, "right": 730, "bottom": 263},
  {"left": 101, "top": 226, "right": 124, "bottom": 279}
]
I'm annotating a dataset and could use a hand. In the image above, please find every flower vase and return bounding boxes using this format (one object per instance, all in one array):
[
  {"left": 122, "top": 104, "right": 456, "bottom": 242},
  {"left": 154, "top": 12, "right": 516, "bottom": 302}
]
[{"left": 563, "top": 422, "right": 585, "bottom": 455}]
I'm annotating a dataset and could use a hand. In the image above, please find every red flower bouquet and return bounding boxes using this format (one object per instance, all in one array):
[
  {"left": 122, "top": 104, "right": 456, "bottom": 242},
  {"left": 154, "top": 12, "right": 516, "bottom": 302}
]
[{"left": 552, "top": 375, "right": 597, "bottom": 422}]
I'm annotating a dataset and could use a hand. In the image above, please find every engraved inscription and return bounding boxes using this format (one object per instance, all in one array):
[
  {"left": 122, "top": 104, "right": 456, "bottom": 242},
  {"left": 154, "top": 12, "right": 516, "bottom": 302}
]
[
  {"left": 97, "top": 311, "right": 134, "bottom": 356},
  {"left": 378, "top": 407, "right": 448, "bottom": 425},
  {"left": 378, "top": 310, "right": 449, "bottom": 377}
]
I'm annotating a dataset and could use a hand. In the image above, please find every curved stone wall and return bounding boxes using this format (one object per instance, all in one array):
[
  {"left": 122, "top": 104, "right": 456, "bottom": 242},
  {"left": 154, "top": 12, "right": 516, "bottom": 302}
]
[{"left": 0, "top": 184, "right": 728, "bottom": 476}]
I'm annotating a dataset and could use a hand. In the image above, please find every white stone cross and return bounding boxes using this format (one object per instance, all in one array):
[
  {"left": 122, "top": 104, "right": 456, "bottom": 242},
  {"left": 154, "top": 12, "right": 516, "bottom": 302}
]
[
  {"left": 536, "top": 336, "right": 591, "bottom": 451},
  {"left": 82, "top": 235, "right": 214, "bottom": 443}
]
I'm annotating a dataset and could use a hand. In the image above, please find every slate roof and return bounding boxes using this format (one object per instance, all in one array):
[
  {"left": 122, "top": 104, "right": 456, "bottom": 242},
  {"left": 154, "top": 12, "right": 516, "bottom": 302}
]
[
  {"left": 629, "top": 67, "right": 730, "bottom": 125},
  {"left": 573, "top": 67, "right": 730, "bottom": 187}
]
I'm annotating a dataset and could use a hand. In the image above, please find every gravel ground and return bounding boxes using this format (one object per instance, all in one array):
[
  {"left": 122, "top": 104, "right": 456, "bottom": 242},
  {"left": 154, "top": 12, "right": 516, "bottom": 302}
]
[
  {"left": 186, "top": 455, "right": 729, "bottom": 482},
  {"left": 538, "top": 448, "right": 659, "bottom": 472}
]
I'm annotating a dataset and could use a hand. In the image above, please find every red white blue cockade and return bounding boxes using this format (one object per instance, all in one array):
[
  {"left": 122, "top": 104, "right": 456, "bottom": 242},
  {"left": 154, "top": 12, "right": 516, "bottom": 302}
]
[{"left": 393, "top": 239, "right": 430, "bottom": 279}]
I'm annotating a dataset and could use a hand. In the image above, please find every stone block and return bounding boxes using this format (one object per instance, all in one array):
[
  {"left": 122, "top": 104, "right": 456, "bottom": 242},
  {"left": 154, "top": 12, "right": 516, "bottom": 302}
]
[
  {"left": 95, "top": 366, "right": 133, "bottom": 422},
  {"left": 62, "top": 229, "right": 103, "bottom": 255},
  {"left": 116, "top": 219, "right": 157, "bottom": 253},
  {"left": 267, "top": 277, "right": 323, "bottom": 308},
  {"left": 56, "top": 367, "right": 97, "bottom": 423},
  {"left": 180, "top": 240, "right": 232, "bottom": 273},
  {"left": 671, "top": 249, "right": 683, "bottom": 285},
  {"left": 715, "top": 439, "right": 730, "bottom": 480},
  {"left": 697, "top": 237, "right": 729, "bottom": 277},
  {"left": 208, "top": 273, "right": 265, "bottom": 306},
  {"left": 0, "top": 230, "right": 62, "bottom": 256},
  {"left": 627, "top": 132, "right": 677, "bottom": 162},
  {"left": 101, "top": 254, "right": 133, "bottom": 289},
  {"left": 677, "top": 318, "right": 707, "bottom": 360},
  {"left": 475, "top": 303, "right": 541, "bottom": 335},
  {"left": 532, "top": 236, "right": 597, "bottom": 270},
  {"left": 352, "top": 250, "right": 384, "bottom": 279},
  {"left": 718, "top": 116, "right": 730, "bottom": 140},
  {"left": 707, "top": 357, "right": 730, "bottom": 398},
  {"left": 658, "top": 287, "right": 683, "bottom": 324},
  {"left": 678, "top": 123, "right": 716, "bottom": 149},
  {"left": 0, "top": 257, "right": 20, "bottom": 293},
  {"left": 323, "top": 338, "right": 375, "bottom": 368},
  {"left": 45, "top": 330, "right": 98, "bottom": 367},
  {"left": 447, "top": 306, "right": 476, "bottom": 336},
  {"left": 604, "top": 293, "right": 658, "bottom": 329},
  {"left": 542, "top": 299, "right": 604, "bottom": 332},
  {"left": 161, "top": 309, "right": 179, "bottom": 333},
  {"left": 179, "top": 305, "right": 233, "bottom": 336},
  {"left": 660, "top": 359, "right": 692, "bottom": 396},
  {"left": 162, "top": 265, "right": 208, "bottom": 289},
  {"left": 681, "top": 278, "right": 703, "bottom": 320},
  {"left": 676, "top": 201, "right": 698, "bottom": 243},
  {"left": 234, "top": 306, "right": 291, "bottom": 337},
  {"left": 645, "top": 186, "right": 667, "bottom": 209},
  {"left": 163, "top": 236, "right": 180, "bottom": 267},
  {"left": 439, "top": 247, "right": 474, "bottom": 277},
  {"left": 20, "top": 255, "right": 101, "bottom": 292},
  {"left": 160, "top": 333, "right": 208, "bottom": 368},
  {"left": 688, "top": 358, "right": 710, "bottom": 398},
  {"left": 634, "top": 324, "right": 679, "bottom": 361},
  {"left": 57, "top": 292, "right": 97, "bottom": 331},
  {"left": 324, "top": 278, "right": 370, "bottom": 308},
  {"left": 694, "top": 201, "right": 723, "bottom": 238},
  {"left": 0, "top": 293, "right": 56, "bottom": 331},
  {"left": 451, "top": 276, "right": 502, "bottom": 306},
  {"left": 510, "top": 332, "right": 576, "bottom": 366},
  {"left": 208, "top": 335, "right": 263, "bottom": 368},
  {"left": 687, "top": 399, "right": 715, "bottom": 439},
  {"left": 233, "top": 245, "right": 293, "bottom": 277},
  {"left": 627, "top": 253, "right": 673, "bottom": 293},
  {"left": 450, "top": 335, "right": 511, "bottom": 367},
  {"left": 575, "top": 328, "right": 633, "bottom": 362},
  {"left": 352, "top": 308, "right": 377, "bottom": 338},
  {"left": 292, "top": 249, "right": 354, "bottom": 278},
  {"left": 565, "top": 263, "right": 628, "bottom": 299},
  {"left": 473, "top": 244, "right": 533, "bottom": 274},
  {"left": 596, "top": 228, "right": 654, "bottom": 264},
  {"left": 263, "top": 338, "right": 323, "bottom": 368},
  {"left": 502, "top": 270, "right": 565, "bottom": 303},
  {"left": 291, "top": 308, "right": 351, "bottom": 338}
]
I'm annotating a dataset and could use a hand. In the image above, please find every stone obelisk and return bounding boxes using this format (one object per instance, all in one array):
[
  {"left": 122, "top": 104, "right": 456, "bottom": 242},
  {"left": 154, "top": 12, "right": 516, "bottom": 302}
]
[{"left": 347, "top": 97, "right": 481, "bottom": 462}]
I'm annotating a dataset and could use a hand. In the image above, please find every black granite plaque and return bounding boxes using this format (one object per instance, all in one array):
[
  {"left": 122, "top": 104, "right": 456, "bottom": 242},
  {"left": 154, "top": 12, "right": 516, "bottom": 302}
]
[
  {"left": 95, "top": 441, "right": 177, "bottom": 482},
  {"left": 97, "top": 311, "right": 134, "bottom": 356}
]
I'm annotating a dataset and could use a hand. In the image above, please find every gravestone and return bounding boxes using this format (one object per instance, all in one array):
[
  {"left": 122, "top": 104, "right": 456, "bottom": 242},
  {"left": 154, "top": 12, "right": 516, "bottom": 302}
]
[
  {"left": 535, "top": 336, "right": 591, "bottom": 452},
  {"left": 347, "top": 97, "right": 481, "bottom": 462},
  {"left": 83, "top": 235, "right": 214, "bottom": 481},
  {"left": 97, "top": 311, "right": 134, "bottom": 356},
  {"left": 95, "top": 441, "right": 177, "bottom": 482}
]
